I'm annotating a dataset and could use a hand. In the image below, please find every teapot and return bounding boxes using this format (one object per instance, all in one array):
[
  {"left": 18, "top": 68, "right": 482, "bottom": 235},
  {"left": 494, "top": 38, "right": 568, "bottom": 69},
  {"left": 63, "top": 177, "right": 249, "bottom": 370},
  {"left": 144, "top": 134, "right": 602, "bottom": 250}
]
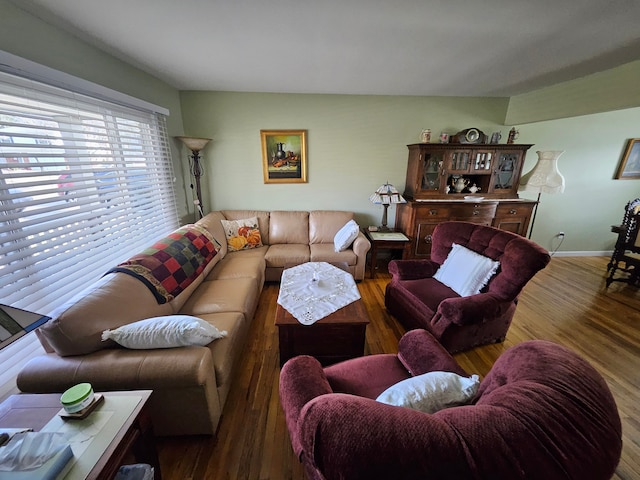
[
  {"left": 452, "top": 177, "right": 470, "bottom": 193},
  {"left": 468, "top": 184, "right": 480, "bottom": 194}
]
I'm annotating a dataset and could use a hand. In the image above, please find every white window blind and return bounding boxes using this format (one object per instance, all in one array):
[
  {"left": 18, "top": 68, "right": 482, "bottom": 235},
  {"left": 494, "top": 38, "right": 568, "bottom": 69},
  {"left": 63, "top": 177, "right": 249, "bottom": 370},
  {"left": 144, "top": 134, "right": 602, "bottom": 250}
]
[{"left": 0, "top": 70, "right": 179, "bottom": 315}]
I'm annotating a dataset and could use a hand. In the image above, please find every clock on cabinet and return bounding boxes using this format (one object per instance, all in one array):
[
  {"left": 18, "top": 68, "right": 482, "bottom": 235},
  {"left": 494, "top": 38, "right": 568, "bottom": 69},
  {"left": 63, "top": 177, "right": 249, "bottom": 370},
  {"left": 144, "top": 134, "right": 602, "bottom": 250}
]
[{"left": 451, "top": 128, "right": 488, "bottom": 144}]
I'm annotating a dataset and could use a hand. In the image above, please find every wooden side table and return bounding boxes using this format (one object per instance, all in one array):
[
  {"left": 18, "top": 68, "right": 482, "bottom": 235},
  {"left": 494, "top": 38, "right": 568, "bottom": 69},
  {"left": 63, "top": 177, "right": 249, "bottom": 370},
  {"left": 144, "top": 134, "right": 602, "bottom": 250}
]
[
  {"left": 363, "top": 229, "right": 410, "bottom": 278},
  {"left": 0, "top": 390, "right": 161, "bottom": 480}
]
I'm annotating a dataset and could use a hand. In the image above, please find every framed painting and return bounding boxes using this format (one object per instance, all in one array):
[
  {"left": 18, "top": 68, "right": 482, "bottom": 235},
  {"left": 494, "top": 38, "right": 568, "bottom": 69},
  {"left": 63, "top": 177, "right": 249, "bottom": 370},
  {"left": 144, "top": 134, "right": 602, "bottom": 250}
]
[
  {"left": 261, "top": 130, "right": 307, "bottom": 183},
  {"left": 615, "top": 139, "right": 640, "bottom": 179}
]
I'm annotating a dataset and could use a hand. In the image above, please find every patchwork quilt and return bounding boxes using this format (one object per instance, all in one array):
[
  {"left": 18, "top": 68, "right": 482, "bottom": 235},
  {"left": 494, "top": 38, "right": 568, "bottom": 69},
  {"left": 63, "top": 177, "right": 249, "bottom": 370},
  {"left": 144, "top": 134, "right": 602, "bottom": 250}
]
[{"left": 107, "top": 224, "right": 218, "bottom": 304}]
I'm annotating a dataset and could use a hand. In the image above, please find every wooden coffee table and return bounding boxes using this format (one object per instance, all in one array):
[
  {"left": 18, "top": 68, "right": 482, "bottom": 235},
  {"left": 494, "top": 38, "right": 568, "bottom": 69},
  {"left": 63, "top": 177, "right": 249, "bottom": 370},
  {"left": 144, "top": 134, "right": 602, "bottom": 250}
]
[
  {"left": 0, "top": 390, "right": 160, "bottom": 480},
  {"left": 275, "top": 296, "right": 370, "bottom": 367}
]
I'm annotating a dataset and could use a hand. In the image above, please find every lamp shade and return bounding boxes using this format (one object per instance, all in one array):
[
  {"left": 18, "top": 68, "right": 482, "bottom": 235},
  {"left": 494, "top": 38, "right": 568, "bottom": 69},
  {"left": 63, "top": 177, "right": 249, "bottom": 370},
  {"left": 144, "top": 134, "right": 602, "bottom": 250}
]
[
  {"left": 176, "top": 136, "right": 212, "bottom": 152},
  {"left": 369, "top": 183, "right": 407, "bottom": 205},
  {"left": 519, "top": 150, "right": 566, "bottom": 195}
]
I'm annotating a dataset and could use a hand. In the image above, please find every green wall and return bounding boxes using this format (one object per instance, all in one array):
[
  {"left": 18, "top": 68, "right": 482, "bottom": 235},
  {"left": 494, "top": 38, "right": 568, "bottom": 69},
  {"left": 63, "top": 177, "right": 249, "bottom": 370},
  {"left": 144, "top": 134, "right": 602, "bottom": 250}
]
[{"left": 180, "top": 91, "right": 510, "bottom": 228}]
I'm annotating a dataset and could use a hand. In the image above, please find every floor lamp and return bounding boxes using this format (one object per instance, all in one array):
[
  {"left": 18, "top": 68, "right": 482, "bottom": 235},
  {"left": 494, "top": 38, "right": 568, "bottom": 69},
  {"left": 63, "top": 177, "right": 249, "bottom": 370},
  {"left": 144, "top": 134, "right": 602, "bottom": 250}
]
[
  {"left": 518, "top": 150, "right": 566, "bottom": 239},
  {"left": 176, "top": 136, "right": 211, "bottom": 219}
]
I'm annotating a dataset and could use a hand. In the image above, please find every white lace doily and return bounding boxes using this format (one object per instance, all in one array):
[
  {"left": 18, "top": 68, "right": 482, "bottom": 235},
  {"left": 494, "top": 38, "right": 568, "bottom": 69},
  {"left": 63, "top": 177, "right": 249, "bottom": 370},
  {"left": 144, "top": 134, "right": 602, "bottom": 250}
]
[{"left": 277, "top": 262, "right": 361, "bottom": 325}]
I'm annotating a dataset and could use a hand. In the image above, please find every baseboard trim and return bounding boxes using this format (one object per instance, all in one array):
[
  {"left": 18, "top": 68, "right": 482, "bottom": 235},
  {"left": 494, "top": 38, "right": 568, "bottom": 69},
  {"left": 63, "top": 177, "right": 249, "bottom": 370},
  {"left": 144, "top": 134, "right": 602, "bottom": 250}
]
[{"left": 551, "top": 251, "right": 611, "bottom": 257}]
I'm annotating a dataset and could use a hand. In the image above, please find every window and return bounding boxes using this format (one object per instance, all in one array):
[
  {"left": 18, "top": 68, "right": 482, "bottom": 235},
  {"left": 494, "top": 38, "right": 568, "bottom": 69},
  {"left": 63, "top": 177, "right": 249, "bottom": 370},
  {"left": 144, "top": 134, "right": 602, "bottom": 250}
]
[{"left": 0, "top": 70, "right": 179, "bottom": 315}]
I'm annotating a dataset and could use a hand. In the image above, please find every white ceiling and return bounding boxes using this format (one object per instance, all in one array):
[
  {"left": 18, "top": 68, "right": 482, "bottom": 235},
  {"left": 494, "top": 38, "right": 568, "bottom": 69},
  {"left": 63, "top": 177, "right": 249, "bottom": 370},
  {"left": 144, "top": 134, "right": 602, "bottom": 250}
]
[{"left": 14, "top": 0, "right": 640, "bottom": 97}]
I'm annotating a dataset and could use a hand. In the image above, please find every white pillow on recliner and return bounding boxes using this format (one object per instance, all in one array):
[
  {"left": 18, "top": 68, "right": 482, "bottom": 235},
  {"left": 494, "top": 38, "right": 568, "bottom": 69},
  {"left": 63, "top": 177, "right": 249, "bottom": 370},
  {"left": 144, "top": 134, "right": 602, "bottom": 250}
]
[
  {"left": 376, "top": 371, "right": 480, "bottom": 413},
  {"left": 433, "top": 243, "right": 500, "bottom": 297}
]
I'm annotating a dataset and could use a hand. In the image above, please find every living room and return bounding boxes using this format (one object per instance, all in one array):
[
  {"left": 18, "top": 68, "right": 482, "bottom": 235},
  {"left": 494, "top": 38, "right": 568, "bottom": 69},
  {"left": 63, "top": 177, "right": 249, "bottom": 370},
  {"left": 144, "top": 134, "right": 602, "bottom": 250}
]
[{"left": 1, "top": 1, "right": 640, "bottom": 479}]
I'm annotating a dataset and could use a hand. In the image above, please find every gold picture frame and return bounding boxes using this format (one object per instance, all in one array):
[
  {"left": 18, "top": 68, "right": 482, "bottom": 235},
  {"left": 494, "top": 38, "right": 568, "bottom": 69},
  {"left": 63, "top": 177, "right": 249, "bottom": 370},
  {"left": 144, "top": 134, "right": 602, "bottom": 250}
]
[
  {"left": 261, "top": 130, "right": 307, "bottom": 184},
  {"left": 615, "top": 138, "right": 640, "bottom": 179}
]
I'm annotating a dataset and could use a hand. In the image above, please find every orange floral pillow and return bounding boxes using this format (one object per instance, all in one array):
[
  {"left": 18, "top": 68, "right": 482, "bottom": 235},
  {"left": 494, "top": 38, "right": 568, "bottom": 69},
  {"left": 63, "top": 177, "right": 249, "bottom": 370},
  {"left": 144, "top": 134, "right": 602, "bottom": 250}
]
[{"left": 221, "top": 217, "right": 264, "bottom": 252}]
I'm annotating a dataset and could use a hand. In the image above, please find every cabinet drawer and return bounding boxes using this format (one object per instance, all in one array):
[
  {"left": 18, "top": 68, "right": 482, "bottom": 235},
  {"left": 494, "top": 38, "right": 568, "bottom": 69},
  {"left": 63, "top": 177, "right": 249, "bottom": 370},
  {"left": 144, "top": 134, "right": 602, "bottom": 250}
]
[
  {"left": 494, "top": 203, "right": 533, "bottom": 217},
  {"left": 414, "top": 205, "right": 452, "bottom": 220},
  {"left": 449, "top": 202, "right": 497, "bottom": 218}
]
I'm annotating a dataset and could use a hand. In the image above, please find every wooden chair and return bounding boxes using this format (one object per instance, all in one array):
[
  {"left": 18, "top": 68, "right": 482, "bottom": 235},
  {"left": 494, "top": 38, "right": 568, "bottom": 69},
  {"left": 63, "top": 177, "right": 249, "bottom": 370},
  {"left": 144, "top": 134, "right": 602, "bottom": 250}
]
[{"left": 606, "top": 198, "right": 640, "bottom": 287}]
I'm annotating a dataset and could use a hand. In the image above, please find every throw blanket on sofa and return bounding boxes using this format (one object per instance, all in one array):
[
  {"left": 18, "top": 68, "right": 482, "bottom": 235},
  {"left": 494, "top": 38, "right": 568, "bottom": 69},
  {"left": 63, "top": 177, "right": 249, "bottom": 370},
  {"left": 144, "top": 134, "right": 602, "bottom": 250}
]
[{"left": 106, "top": 224, "right": 218, "bottom": 304}]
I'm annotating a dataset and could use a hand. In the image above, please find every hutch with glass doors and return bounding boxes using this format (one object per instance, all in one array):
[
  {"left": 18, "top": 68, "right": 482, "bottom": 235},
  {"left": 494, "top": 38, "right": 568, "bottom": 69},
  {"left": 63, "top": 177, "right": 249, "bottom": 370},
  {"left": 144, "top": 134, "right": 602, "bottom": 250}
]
[{"left": 396, "top": 143, "right": 537, "bottom": 259}]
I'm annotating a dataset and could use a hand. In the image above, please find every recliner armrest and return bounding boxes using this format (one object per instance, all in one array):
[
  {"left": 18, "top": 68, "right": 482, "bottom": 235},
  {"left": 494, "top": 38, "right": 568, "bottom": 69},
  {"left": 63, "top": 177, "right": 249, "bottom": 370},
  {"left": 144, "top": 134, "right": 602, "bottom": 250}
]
[
  {"left": 279, "top": 355, "right": 333, "bottom": 457},
  {"left": 298, "top": 394, "right": 471, "bottom": 479},
  {"left": 388, "top": 259, "right": 439, "bottom": 280},
  {"left": 397, "top": 329, "right": 468, "bottom": 377},
  {"left": 436, "top": 293, "right": 510, "bottom": 326}
]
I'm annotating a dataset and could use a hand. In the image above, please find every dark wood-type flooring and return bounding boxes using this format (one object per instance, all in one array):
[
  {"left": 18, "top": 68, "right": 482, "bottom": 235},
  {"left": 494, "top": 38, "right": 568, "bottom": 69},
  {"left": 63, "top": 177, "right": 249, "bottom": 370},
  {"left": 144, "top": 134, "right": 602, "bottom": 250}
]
[{"left": 156, "top": 256, "right": 640, "bottom": 480}]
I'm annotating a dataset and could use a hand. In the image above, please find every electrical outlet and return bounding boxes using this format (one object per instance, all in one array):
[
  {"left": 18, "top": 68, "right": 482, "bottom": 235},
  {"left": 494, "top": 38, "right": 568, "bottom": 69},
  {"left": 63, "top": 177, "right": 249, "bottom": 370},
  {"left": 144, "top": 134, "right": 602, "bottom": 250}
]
[{"left": 557, "top": 231, "right": 565, "bottom": 238}]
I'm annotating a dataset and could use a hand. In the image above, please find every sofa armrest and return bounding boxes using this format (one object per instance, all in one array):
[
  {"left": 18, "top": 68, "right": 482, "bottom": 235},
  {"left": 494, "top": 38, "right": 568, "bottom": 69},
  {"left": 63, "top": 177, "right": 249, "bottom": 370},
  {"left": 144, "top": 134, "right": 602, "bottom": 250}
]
[
  {"left": 279, "top": 355, "right": 333, "bottom": 457},
  {"left": 388, "top": 259, "right": 439, "bottom": 280},
  {"left": 298, "top": 394, "right": 471, "bottom": 479},
  {"left": 17, "top": 346, "right": 216, "bottom": 392},
  {"left": 435, "top": 293, "right": 510, "bottom": 327},
  {"left": 352, "top": 231, "right": 371, "bottom": 257},
  {"left": 397, "top": 329, "right": 468, "bottom": 377}
]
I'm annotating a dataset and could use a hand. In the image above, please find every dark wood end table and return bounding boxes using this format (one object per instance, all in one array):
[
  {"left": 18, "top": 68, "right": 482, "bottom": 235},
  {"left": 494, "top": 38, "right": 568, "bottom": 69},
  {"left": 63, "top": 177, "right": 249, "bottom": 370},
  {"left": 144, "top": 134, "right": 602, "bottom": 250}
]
[{"left": 363, "top": 229, "right": 411, "bottom": 278}]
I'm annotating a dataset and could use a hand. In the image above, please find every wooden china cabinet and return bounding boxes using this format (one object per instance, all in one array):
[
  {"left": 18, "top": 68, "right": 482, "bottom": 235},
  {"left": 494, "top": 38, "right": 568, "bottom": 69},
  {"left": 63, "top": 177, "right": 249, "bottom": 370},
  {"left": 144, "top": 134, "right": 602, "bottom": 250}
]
[{"left": 396, "top": 142, "right": 537, "bottom": 259}]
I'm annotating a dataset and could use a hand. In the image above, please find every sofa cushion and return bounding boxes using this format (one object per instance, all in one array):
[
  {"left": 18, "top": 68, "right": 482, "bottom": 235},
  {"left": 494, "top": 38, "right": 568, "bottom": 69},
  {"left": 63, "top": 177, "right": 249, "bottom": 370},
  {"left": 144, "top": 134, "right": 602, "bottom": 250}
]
[
  {"left": 221, "top": 217, "right": 264, "bottom": 252},
  {"left": 309, "top": 211, "right": 355, "bottom": 244},
  {"left": 200, "top": 312, "right": 249, "bottom": 390},
  {"left": 206, "top": 254, "right": 265, "bottom": 284},
  {"left": 310, "top": 243, "right": 357, "bottom": 265},
  {"left": 433, "top": 243, "right": 500, "bottom": 297},
  {"left": 334, "top": 219, "right": 360, "bottom": 252},
  {"left": 37, "top": 273, "right": 173, "bottom": 357},
  {"left": 101, "top": 315, "right": 227, "bottom": 349},
  {"left": 180, "top": 277, "right": 259, "bottom": 320},
  {"left": 376, "top": 371, "right": 480, "bottom": 413},
  {"left": 269, "top": 210, "right": 309, "bottom": 245},
  {"left": 264, "top": 244, "right": 310, "bottom": 268}
]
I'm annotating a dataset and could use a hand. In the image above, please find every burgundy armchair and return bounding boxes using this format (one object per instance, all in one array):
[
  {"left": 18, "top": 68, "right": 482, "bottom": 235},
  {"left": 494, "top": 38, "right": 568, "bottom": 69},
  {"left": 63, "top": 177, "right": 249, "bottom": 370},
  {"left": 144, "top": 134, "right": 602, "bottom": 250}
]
[
  {"left": 385, "top": 221, "right": 550, "bottom": 352},
  {"left": 279, "top": 329, "right": 622, "bottom": 480}
]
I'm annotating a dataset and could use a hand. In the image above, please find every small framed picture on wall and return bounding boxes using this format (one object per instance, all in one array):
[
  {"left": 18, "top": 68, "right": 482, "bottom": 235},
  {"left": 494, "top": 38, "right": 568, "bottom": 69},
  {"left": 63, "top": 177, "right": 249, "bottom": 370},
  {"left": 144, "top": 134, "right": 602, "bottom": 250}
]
[
  {"left": 615, "top": 139, "right": 640, "bottom": 179},
  {"left": 261, "top": 130, "right": 308, "bottom": 184}
]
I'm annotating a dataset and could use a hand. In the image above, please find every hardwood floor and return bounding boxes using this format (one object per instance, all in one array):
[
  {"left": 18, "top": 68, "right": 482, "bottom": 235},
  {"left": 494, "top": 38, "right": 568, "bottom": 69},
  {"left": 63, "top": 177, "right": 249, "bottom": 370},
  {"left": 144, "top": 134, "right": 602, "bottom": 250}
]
[{"left": 156, "top": 256, "right": 640, "bottom": 480}]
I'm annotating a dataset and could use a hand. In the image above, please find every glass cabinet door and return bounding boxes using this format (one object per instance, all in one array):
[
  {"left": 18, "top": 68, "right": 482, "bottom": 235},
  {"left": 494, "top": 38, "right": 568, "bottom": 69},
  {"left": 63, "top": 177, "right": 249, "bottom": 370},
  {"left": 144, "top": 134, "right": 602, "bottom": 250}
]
[
  {"left": 421, "top": 151, "right": 444, "bottom": 192},
  {"left": 494, "top": 152, "right": 519, "bottom": 190},
  {"left": 448, "top": 150, "right": 472, "bottom": 173},
  {"left": 472, "top": 150, "right": 493, "bottom": 172}
]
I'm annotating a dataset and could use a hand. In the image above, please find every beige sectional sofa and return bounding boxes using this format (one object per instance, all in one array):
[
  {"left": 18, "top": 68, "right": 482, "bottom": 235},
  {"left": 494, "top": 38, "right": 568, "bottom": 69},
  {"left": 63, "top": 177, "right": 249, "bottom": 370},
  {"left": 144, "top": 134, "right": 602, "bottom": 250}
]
[{"left": 17, "top": 210, "right": 370, "bottom": 436}]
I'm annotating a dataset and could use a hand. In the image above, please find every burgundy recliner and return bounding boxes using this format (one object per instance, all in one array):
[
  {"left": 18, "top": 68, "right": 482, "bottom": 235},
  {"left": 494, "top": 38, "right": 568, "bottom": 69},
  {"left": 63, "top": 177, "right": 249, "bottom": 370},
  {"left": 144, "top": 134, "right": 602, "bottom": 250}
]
[
  {"left": 279, "top": 329, "right": 622, "bottom": 480},
  {"left": 385, "top": 221, "right": 550, "bottom": 353}
]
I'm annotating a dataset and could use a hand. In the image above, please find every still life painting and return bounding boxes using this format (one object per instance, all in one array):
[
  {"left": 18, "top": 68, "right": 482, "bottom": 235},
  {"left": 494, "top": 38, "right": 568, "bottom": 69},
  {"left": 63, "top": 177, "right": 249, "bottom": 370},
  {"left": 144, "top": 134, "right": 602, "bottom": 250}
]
[{"left": 261, "top": 130, "right": 307, "bottom": 183}]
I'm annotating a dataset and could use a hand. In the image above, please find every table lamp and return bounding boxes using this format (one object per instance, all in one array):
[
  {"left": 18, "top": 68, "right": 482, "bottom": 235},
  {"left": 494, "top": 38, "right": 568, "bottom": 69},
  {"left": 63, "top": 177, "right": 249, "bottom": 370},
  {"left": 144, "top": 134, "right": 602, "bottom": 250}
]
[{"left": 369, "top": 183, "right": 406, "bottom": 231}]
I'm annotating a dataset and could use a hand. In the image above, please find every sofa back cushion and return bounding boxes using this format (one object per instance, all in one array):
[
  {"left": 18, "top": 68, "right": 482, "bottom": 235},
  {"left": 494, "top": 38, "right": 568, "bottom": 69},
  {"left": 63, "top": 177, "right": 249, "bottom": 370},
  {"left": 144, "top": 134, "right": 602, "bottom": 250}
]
[
  {"left": 196, "top": 211, "right": 228, "bottom": 257},
  {"left": 269, "top": 211, "right": 309, "bottom": 245},
  {"left": 38, "top": 273, "right": 173, "bottom": 356},
  {"left": 221, "top": 210, "right": 270, "bottom": 245},
  {"left": 309, "top": 211, "right": 355, "bottom": 244}
]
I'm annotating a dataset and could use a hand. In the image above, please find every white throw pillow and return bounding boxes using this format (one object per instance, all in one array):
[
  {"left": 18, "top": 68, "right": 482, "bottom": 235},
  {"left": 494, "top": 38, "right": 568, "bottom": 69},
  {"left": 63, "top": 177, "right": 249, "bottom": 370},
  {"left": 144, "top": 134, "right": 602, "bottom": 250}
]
[
  {"left": 433, "top": 243, "right": 500, "bottom": 297},
  {"left": 376, "top": 371, "right": 480, "bottom": 413},
  {"left": 102, "top": 315, "right": 227, "bottom": 349},
  {"left": 334, "top": 219, "right": 360, "bottom": 252}
]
